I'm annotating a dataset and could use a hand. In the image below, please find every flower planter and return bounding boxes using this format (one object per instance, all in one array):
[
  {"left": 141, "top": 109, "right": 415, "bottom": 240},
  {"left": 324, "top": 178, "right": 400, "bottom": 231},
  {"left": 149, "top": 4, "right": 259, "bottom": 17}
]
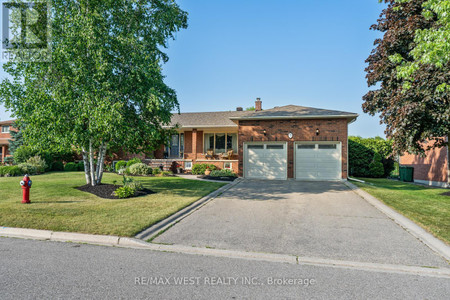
[{"left": 205, "top": 169, "right": 211, "bottom": 176}]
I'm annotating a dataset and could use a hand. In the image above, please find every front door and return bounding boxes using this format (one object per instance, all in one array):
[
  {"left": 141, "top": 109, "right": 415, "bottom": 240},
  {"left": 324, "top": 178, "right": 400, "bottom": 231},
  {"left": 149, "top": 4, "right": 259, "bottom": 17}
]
[{"left": 169, "top": 134, "right": 179, "bottom": 158}]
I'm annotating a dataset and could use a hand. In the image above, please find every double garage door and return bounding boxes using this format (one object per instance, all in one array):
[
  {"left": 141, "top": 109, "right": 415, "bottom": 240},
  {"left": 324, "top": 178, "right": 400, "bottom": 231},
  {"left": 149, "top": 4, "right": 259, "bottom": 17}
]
[{"left": 244, "top": 142, "right": 341, "bottom": 180}]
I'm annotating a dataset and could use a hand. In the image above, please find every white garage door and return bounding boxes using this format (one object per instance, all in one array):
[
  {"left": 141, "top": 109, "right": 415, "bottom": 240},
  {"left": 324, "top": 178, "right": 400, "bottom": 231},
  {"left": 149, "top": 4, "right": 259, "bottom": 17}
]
[
  {"left": 295, "top": 143, "right": 341, "bottom": 180},
  {"left": 245, "top": 143, "right": 287, "bottom": 180}
]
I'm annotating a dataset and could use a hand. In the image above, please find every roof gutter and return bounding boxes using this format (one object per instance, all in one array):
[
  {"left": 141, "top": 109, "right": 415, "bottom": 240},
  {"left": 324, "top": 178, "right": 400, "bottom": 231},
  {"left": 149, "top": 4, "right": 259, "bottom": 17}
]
[
  {"left": 229, "top": 114, "right": 359, "bottom": 121},
  {"left": 162, "top": 125, "right": 238, "bottom": 129}
]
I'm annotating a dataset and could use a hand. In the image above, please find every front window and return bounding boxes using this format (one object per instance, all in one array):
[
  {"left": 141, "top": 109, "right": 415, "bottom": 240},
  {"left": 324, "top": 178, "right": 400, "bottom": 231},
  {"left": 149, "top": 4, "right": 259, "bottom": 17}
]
[
  {"left": 1, "top": 126, "right": 9, "bottom": 133},
  {"left": 204, "top": 133, "right": 237, "bottom": 154}
]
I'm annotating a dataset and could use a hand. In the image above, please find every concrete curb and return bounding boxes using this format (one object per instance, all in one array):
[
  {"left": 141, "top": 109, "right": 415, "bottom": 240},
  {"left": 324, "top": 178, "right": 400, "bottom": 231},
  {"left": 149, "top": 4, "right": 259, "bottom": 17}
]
[
  {"left": 344, "top": 181, "right": 450, "bottom": 263},
  {"left": 0, "top": 227, "right": 156, "bottom": 249},
  {"left": 135, "top": 178, "right": 243, "bottom": 241},
  {"left": 1, "top": 227, "right": 449, "bottom": 278}
]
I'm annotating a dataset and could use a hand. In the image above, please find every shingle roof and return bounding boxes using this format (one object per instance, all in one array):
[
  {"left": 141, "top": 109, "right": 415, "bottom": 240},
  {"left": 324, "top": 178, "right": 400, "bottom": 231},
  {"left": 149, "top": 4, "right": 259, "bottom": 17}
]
[
  {"left": 167, "top": 111, "right": 252, "bottom": 128},
  {"left": 169, "top": 105, "right": 358, "bottom": 128},
  {"left": 229, "top": 105, "right": 358, "bottom": 120}
]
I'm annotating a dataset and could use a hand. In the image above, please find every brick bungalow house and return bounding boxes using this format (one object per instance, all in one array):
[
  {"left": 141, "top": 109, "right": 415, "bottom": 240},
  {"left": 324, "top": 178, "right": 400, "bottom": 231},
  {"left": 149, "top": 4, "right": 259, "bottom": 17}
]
[
  {"left": 0, "top": 119, "right": 14, "bottom": 163},
  {"left": 159, "top": 99, "right": 358, "bottom": 180},
  {"left": 400, "top": 139, "right": 449, "bottom": 188},
  {"left": 2, "top": 99, "right": 359, "bottom": 180}
]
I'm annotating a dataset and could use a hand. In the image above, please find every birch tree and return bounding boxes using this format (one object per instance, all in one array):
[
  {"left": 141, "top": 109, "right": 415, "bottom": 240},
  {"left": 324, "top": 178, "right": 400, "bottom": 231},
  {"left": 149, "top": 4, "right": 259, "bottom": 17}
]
[{"left": 0, "top": 0, "right": 187, "bottom": 185}]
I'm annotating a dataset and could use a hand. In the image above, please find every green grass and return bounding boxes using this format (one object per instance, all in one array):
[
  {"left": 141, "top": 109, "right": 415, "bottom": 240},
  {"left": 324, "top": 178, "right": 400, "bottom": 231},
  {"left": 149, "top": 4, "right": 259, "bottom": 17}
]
[
  {"left": 353, "top": 178, "right": 450, "bottom": 244},
  {"left": 0, "top": 172, "right": 225, "bottom": 237}
]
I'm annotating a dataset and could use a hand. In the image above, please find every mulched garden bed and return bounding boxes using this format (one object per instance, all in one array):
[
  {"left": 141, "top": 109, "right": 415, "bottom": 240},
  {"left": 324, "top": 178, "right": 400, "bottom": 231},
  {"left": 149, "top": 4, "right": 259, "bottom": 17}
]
[
  {"left": 76, "top": 184, "right": 155, "bottom": 199},
  {"left": 198, "top": 175, "right": 237, "bottom": 182}
]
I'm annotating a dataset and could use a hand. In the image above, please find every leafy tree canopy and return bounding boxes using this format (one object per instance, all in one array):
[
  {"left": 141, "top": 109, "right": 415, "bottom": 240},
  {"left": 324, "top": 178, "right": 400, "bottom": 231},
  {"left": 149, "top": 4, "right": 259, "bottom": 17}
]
[
  {"left": 0, "top": 0, "right": 188, "bottom": 185},
  {"left": 393, "top": 0, "right": 450, "bottom": 92},
  {"left": 363, "top": 0, "right": 449, "bottom": 155}
]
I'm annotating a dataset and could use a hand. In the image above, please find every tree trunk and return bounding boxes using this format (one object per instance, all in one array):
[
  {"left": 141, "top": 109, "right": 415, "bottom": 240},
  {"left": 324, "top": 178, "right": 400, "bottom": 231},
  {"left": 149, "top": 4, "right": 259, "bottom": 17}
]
[
  {"left": 95, "top": 143, "right": 107, "bottom": 185},
  {"left": 82, "top": 147, "right": 91, "bottom": 185},
  {"left": 89, "top": 139, "right": 96, "bottom": 186},
  {"left": 447, "top": 138, "right": 449, "bottom": 186}
]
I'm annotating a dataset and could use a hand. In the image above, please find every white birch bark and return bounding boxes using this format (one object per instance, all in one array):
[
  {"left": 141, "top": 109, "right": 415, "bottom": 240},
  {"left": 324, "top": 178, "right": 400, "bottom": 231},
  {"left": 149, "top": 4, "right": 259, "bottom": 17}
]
[
  {"left": 96, "top": 142, "right": 107, "bottom": 185},
  {"left": 89, "top": 139, "right": 96, "bottom": 186},
  {"left": 81, "top": 147, "right": 91, "bottom": 185}
]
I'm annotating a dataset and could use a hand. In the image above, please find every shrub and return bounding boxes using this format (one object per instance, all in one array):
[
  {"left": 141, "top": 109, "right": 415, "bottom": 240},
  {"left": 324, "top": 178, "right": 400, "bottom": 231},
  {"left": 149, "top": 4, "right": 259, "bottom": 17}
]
[
  {"left": 13, "top": 146, "right": 35, "bottom": 164},
  {"left": 0, "top": 166, "right": 23, "bottom": 177},
  {"left": 126, "top": 158, "right": 141, "bottom": 168},
  {"left": 128, "top": 163, "right": 151, "bottom": 176},
  {"left": 18, "top": 163, "right": 37, "bottom": 175},
  {"left": 77, "top": 161, "right": 85, "bottom": 171},
  {"left": 161, "top": 170, "right": 173, "bottom": 177},
  {"left": 125, "top": 181, "right": 144, "bottom": 191},
  {"left": 27, "top": 156, "right": 47, "bottom": 174},
  {"left": 152, "top": 168, "right": 161, "bottom": 175},
  {"left": 118, "top": 168, "right": 127, "bottom": 175},
  {"left": 191, "top": 164, "right": 218, "bottom": 175},
  {"left": 64, "top": 162, "right": 78, "bottom": 172},
  {"left": 210, "top": 169, "right": 237, "bottom": 177},
  {"left": 369, "top": 152, "right": 385, "bottom": 178},
  {"left": 51, "top": 161, "right": 64, "bottom": 171},
  {"left": 115, "top": 160, "right": 126, "bottom": 172},
  {"left": 114, "top": 186, "right": 136, "bottom": 198}
]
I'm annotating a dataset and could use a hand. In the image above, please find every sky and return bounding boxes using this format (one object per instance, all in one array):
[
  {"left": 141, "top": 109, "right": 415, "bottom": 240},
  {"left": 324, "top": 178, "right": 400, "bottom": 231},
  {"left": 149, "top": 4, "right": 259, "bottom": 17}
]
[{"left": 0, "top": 0, "right": 388, "bottom": 137}]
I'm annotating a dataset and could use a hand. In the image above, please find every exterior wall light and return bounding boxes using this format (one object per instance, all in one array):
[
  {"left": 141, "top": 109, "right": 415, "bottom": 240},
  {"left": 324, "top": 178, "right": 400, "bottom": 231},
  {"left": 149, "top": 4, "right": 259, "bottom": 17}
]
[
  {"left": 263, "top": 129, "right": 267, "bottom": 136},
  {"left": 316, "top": 128, "right": 320, "bottom": 136}
]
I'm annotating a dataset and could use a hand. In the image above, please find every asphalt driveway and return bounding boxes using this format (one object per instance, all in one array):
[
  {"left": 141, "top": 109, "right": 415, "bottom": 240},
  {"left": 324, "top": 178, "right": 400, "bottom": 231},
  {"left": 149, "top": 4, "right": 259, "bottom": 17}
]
[{"left": 153, "top": 180, "right": 449, "bottom": 267}]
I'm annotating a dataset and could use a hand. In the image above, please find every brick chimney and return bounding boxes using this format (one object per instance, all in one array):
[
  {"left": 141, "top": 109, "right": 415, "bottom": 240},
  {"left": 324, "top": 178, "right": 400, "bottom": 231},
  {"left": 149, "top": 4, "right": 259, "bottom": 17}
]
[
  {"left": 255, "top": 98, "right": 262, "bottom": 111},
  {"left": 236, "top": 107, "right": 243, "bottom": 111}
]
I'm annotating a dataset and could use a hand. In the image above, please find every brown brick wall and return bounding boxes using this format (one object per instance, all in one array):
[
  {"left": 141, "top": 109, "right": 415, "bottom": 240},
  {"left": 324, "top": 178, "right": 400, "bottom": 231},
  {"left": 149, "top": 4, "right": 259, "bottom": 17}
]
[
  {"left": 238, "top": 119, "right": 349, "bottom": 179},
  {"left": 400, "top": 143, "right": 448, "bottom": 184}
]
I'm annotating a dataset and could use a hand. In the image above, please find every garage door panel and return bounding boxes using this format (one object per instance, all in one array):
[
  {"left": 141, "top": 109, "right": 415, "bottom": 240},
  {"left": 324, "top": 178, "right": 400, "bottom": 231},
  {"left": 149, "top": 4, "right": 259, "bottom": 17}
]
[
  {"left": 295, "top": 143, "right": 341, "bottom": 181},
  {"left": 245, "top": 143, "right": 287, "bottom": 180}
]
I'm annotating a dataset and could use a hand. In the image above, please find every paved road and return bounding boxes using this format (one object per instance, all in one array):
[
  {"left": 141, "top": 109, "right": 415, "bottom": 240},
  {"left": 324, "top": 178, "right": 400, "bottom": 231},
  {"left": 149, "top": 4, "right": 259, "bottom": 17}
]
[
  {"left": 1, "top": 237, "right": 449, "bottom": 299},
  {"left": 154, "top": 180, "right": 448, "bottom": 267}
]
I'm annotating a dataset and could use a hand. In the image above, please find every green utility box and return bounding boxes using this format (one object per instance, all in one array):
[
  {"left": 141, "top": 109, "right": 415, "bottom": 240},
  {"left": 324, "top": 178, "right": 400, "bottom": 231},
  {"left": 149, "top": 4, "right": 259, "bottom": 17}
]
[{"left": 399, "top": 166, "right": 414, "bottom": 182}]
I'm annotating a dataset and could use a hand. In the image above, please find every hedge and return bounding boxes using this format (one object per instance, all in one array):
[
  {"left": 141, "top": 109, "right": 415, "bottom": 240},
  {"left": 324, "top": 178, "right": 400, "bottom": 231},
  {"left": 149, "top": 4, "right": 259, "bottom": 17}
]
[
  {"left": 348, "top": 136, "right": 394, "bottom": 177},
  {"left": 0, "top": 166, "right": 23, "bottom": 177},
  {"left": 64, "top": 162, "right": 78, "bottom": 172},
  {"left": 51, "top": 161, "right": 64, "bottom": 171}
]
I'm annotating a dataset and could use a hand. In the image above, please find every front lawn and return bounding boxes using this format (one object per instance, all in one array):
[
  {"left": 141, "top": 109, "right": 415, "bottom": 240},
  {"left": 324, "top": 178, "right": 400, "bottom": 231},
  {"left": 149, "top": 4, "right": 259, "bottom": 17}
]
[
  {"left": 353, "top": 178, "right": 450, "bottom": 244},
  {"left": 0, "top": 172, "right": 225, "bottom": 237}
]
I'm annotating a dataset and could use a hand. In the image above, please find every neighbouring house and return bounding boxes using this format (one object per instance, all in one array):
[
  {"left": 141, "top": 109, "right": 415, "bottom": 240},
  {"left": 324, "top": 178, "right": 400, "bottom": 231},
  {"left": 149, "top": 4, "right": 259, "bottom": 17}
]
[
  {"left": 0, "top": 120, "right": 14, "bottom": 163},
  {"left": 158, "top": 98, "right": 358, "bottom": 180},
  {"left": 400, "top": 139, "right": 449, "bottom": 188}
]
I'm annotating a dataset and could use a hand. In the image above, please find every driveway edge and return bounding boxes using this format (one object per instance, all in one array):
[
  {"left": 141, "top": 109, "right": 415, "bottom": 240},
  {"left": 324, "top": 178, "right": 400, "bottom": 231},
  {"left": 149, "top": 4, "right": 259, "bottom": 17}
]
[
  {"left": 135, "top": 178, "right": 243, "bottom": 240},
  {"left": 344, "top": 181, "right": 450, "bottom": 262}
]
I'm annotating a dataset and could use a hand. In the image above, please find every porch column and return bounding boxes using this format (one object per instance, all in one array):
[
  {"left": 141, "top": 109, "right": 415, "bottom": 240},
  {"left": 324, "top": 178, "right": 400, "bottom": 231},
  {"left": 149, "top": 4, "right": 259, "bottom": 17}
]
[
  {"left": 192, "top": 129, "right": 197, "bottom": 161},
  {"left": 1, "top": 145, "right": 5, "bottom": 163}
]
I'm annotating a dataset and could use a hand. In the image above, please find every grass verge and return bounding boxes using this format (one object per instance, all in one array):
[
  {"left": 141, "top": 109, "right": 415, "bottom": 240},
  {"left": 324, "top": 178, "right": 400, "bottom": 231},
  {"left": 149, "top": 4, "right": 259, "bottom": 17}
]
[
  {"left": 353, "top": 178, "right": 449, "bottom": 244},
  {"left": 0, "top": 172, "right": 225, "bottom": 237}
]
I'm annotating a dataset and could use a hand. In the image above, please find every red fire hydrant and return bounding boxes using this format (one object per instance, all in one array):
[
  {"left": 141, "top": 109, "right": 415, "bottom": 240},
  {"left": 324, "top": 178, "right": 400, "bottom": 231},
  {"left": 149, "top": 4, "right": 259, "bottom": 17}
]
[{"left": 20, "top": 174, "right": 32, "bottom": 204}]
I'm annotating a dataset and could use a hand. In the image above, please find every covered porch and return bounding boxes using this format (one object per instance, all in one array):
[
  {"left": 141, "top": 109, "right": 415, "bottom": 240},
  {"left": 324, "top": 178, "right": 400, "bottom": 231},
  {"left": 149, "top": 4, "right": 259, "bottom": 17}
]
[{"left": 161, "top": 128, "right": 239, "bottom": 173}]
